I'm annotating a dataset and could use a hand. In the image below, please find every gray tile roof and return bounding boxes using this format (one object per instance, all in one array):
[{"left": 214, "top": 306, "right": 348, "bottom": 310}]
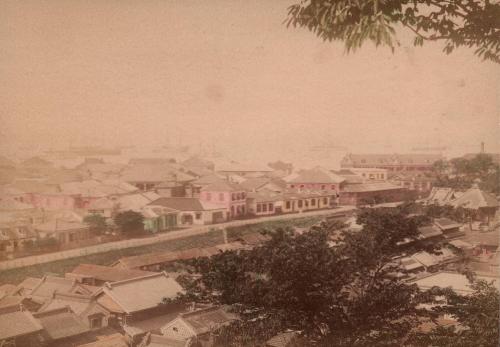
[
  {"left": 34, "top": 307, "right": 89, "bottom": 340},
  {"left": 99, "top": 273, "right": 184, "bottom": 314},
  {"left": 0, "top": 311, "right": 43, "bottom": 340}
]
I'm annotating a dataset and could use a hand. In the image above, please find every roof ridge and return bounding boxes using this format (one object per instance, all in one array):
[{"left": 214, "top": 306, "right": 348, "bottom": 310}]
[{"left": 104, "top": 271, "right": 168, "bottom": 288}]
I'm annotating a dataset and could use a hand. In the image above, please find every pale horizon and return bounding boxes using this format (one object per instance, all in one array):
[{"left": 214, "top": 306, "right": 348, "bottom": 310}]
[{"left": 1, "top": 0, "right": 498, "bottom": 164}]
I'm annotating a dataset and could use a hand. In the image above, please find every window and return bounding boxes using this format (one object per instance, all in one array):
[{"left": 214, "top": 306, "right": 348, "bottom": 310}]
[
  {"left": 298, "top": 200, "right": 303, "bottom": 208},
  {"left": 268, "top": 203, "right": 273, "bottom": 211},
  {"left": 257, "top": 204, "right": 262, "bottom": 213},
  {"left": 290, "top": 185, "right": 295, "bottom": 188},
  {"left": 300, "top": 185, "right": 305, "bottom": 189},
  {"left": 90, "top": 317, "right": 102, "bottom": 329},
  {"left": 241, "top": 192, "right": 246, "bottom": 199},
  {"left": 195, "top": 212, "right": 202, "bottom": 220},
  {"left": 262, "top": 204, "right": 268, "bottom": 212},
  {"left": 236, "top": 193, "right": 241, "bottom": 200},
  {"left": 286, "top": 201, "right": 291, "bottom": 209},
  {"left": 321, "top": 185, "right": 326, "bottom": 190},
  {"left": 323, "top": 198, "right": 328, "bottom": 205},
  {"left": 311, "top": 199, "right": 316, "bottom": 206},
  {"left": 232, "top": 193, "right": 236, "bottom": 201},
  {"left": 219, "top": 193, "right": 224, "bottom": 201},
  {"left": 305, "top": 200, "right": 309, "bottom": 207}
]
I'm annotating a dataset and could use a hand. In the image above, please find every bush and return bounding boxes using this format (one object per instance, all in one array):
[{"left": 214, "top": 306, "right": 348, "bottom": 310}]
[
  {"left": 114, "top": 210, "right": 145, "bottom": 234},
  {"left": 83, "top": 214, "right": 107, "bottom": 234}
]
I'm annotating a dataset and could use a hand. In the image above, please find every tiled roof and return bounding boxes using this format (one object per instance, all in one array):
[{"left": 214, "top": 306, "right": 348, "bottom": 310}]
[
  {"left": 412, "top": 272, "right": 499, "bottom": 294},
  {"left": 179, "top": 306, "right": 236, "bottom": 335},
  {"left": 191, "top": 173, "right": 227, "bottom": 186},
  {"left": 0, "top": 311, "right": 43, "bottom": 340},
  {"left": 247, "top": 190, "right": 283, "bottom": 202},
  {"left": 181, "top": 156, "right": 214, "bottom": 169},
  {"left": 98, "top": 273, "right": 184, "bottom": 314},
  {"left": 434, "top": 218, "right": 462, "bottom": 230},
  {"left": 146, "top": 334, "right": 188, "bottom": 347},
  {"left": 34, "top": 307, "right": 89, "bottom": 340},
  {"left": 216, "top": 162, "right": 272, "bottom": 172},
  {"left": 240, "top": 177, "right": 273, "bottom": 191},
  {"left": 30, "top": 276, "right": 77, "bottom": 301},
  {"left": 418, "top": 225, "right": 443, "bottom": 239},
  {"left": 426, "top": 187, "right": 456, "bottom": 205},
  {"left": 69, "top": 264, "right": 156, "bottom": 283},
  {"left": 87, "top": 197, "right": 115, "bottom": 210},
  {"left": 120, "top": 165, "right": 195, "bottom": 183},
  {"left": 59, "top": 180, "right": 136, "bottom": 197},
  {"left": 150, "top": 197, "right": 225, "bottom": 211},
  {"left": 411, "top": 248, "right": 458, "bottom": 268},
  {"left": 451, "top": 185, "right": 499, "bottom": 209},
  {"left": 115, "top": 192, "right": 161, "bottom": 211},
  {"left": 77, "top": 333, "right": 128, "bottom": 347},
  {"left": 201, "top": 181, "right": 243, "bottom": 192},
  {"left": 39, "top": 292, "right": 94, "bottom": 316},
  {"left": 341, "top": 182, "right": 403, "bottom": 193},
  {"left": 285, "top": 168, "right": 345, "bottom": 184},
  {"left": 0, "top": 295, "right": 24, "bottom": 310},
  {"left": 14, "top": 277, "right": 42, "bottom": 296}
]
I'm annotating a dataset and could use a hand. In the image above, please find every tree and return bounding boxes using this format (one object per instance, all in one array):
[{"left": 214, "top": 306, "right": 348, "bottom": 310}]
[
  {"left": 182, "top": 208, "right": 437, "bottom": 346},
  {"left": 286, "top": 0, "right": 500, "bottom": 63},
  {"left": 83, "top": 214, "right": 107, "bottom": 234},
  {"left": 409, "top": 278, "right": 499, "bottom": 347},
  {"left": 435, "top": 154, "right": 499, "bottom": 193},
  {"left": 113, "top": 210, "right": 144, "bottom": 234}
]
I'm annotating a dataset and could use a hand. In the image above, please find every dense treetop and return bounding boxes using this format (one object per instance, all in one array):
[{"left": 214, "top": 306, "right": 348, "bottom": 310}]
[{"left": 286, "top": 0, "right": 500, "bottom": 63}]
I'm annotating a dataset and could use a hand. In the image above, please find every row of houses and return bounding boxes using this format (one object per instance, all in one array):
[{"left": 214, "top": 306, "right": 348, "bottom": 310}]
[
  {"left": 0, "top": 154, "right": 445, "bottom": 256},
  {"left": 0, "top": 229, "right": 277, "bottom": 347}
]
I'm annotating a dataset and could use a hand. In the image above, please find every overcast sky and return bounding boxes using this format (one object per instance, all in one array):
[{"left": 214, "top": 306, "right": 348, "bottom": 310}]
[{"left": 1, "top": 0, "right": 498, "bottom": 162}]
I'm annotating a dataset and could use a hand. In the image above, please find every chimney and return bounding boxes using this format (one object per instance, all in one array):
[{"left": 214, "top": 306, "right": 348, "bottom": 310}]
[{"left": 481, "top": 142, "right": 485, "bottom": 153}]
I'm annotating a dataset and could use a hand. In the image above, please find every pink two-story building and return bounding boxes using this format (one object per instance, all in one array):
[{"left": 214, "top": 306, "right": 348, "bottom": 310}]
[{"left": 199, "top": 181, "right": 246, "bottom": 219}]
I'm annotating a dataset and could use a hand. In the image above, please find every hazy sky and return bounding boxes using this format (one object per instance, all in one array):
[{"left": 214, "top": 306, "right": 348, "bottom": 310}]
[{"left": 1, "top": 0, "right": 498, "bottom": 161}]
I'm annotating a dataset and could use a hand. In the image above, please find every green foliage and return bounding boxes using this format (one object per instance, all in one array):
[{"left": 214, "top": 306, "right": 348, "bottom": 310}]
[
  {"left": 286, "top": 0, "right": 500, "bottom": 63},
  {"left": 409, "top": 279, "right": 499, "bottom": 347},
  {"left": 113, "top": 210, "right": 145, "bottom": 234},
  {"left": 434, "top": 154, "right": 500, "bottom": 193},
  {"left": 183, "top": 208, "right": 436, "bottom": 346},
  {"left": 83, "top": 214, "right": 107, "bottom": 234}
]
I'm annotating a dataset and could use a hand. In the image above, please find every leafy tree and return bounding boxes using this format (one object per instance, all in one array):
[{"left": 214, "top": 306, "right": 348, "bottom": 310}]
[
  {"left": 434, "top": 154, "right": 499, "bottom": 193},
  {"left": 286, "top": 0, "right": 500, "bottom": 63},
  {"left": 432, "top": 159, "right": 449, "bottom": 177},
  {"left": 409, "top": 279, "right": 499, "bottom": 347},
  {"left": 113, "top": 210, "right": 144, "bottom": 234},
  {"left": 83, "top": 214, "right": 107, "bottom": 234},
  {"left": 182, "top": 208, "right": 437, "bottom": 346}
]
